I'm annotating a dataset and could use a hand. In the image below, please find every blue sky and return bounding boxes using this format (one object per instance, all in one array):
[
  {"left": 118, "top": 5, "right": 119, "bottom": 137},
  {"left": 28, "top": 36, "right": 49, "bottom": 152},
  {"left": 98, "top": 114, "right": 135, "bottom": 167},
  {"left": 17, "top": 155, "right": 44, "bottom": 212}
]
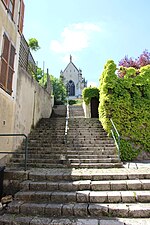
[{"left": 24, "top": 0, "right": 150, "bottom": 86}]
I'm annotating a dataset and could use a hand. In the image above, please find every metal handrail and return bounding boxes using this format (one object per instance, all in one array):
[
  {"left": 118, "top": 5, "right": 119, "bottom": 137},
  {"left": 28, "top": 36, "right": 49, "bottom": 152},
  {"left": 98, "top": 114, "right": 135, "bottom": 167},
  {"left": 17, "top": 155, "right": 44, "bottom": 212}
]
[
  {"left": 110, "top": 119, "right": 121, "bottom": 159},
  {"left": 64, "top": 100, "right": 69, "bottom": 144},
  {"left": 0, "top": 134, "right": 28, "bottom": 171}
]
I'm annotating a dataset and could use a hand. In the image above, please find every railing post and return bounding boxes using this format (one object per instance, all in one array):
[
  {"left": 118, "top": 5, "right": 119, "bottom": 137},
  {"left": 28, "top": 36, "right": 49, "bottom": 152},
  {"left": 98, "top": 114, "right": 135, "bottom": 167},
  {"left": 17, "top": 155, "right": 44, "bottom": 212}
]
[
  {"left": 110, "top": 119, "right": 121, "bottom": 160},
  {"left": 0, "top": 134, "right": 28, "bottom": 171},
  {"left": 24, "top": 135, "right": 28, "bottom": 171}
]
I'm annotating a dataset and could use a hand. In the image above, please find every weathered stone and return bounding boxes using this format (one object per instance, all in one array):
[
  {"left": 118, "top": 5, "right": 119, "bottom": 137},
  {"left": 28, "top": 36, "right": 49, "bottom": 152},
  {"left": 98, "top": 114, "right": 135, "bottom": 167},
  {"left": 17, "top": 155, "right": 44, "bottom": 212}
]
[
  {"left": 78, "top": 180, "right": 91, "bottom": 190},
  {"left": 13, "top": 216, "right": 33, "bottom": 225},
  {"left": 107, "top": 191, "right": 121, "bottom": 203},
  {"left": 66, "top": 192, "right": 77, "bottom": 202},
  {"left": 30, "top": 182, "right": 47, "bottom": 191},
  {"left": 77, "top": 219, "right": 99, "bottom": 225},
  {"left": 50, "top": 218, "right": 76, "bottom": 225},
  {"left": 1, "top": 195, "right": 13, "bottom": 204},
  {"left": 59, "top": 182, "right": 74, "bottom": 191},
  {"left": 62, "top": 203, "right": 74, "bottom": 216},
  {"left": 110, "top": 180, "right": 127, "bottom": 190},
  {"left": 140, "top": 180, "right": 150, "bottom": 190},
  {"left": 45, "top": 204, "right": 62, "bottom": 217},
  {"left": 28, "top": 172, "right": 46, "bottom": 181},
  {"left": 100, "top": 219, "right": 124, "bottom": 225},
  {"left": 129, "top": 204, "right": 150, "bottom": 217},
  {"left": 91, "top": 181, "right": 110, "bottom": 191},
  {"left": 73, "top": 203, "right": 88, "bottom": 216},
  {"left": 34, "top": 191, "right": 51, "bottom": 202},
  {"left": 76, "top": 191, "right": 90, "bottom": 203},
  {"left": 136, "top": 191, "right": 150, "bottom": 202},
  {"left": 88, "top": 204, "right": 109, "bottom": 216},
  {"left": 127, "top": 180, "right": 142, "bottom": 190},
  {"left": 108, "top": 203, "right": 129, "bottom": 217},
  {"left": 7, "top": 201, "right": 24, "bottom": 214},
  {"left": 20, "top": 181, "right": 30, "bottom": 190},
  {"left": 47, "top": 182, "right": 59, "bottom": 191},
  {"left": 30, "top": 217, "right": 52, "bottom": 225},
  {"left": 51, "top": 192, "right": 67, "bottom": 202},
  {"left": 20, "top": 203, "right": 46, "bottom": 215},
  {"left": 15, "top": 191, "right": 35, "bottom": 202},
  {"left": 90, "top": 191, "right": 107, "bottom": 203},
  {"left": 121, "top": 191, "right": 137, "bottom": 203}
]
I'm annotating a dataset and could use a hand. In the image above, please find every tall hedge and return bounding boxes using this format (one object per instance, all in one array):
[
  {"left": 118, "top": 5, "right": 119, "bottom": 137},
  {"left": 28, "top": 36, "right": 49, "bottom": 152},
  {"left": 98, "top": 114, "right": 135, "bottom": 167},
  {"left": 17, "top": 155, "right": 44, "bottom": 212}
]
[
  {"left": 82, "top": 87, "right": 99, "bottom": 105},
  {"left": 99, "top": 60, "right": 150, "bottom": 161}
]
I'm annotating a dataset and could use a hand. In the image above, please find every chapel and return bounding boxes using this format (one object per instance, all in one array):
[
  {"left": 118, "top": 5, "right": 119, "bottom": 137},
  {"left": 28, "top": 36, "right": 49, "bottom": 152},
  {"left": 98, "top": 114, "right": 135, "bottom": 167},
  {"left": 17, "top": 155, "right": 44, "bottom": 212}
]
[{"left": 60, "top": 55, "right": 87, "bottom": 98}]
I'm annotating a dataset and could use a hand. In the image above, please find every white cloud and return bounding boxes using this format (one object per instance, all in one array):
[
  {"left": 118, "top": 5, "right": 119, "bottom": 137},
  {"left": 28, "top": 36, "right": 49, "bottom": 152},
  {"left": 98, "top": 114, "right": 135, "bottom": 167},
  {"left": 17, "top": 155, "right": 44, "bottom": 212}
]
[{"left": 50, "top": 22, "right": 101, "bottom": 53}]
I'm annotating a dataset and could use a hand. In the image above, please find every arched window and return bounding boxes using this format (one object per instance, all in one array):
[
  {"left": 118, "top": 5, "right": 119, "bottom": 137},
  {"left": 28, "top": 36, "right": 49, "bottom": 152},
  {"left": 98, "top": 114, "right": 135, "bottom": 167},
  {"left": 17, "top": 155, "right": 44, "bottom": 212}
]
[{"left": 66, "top": 80, "right": 75, "bottom": 96}]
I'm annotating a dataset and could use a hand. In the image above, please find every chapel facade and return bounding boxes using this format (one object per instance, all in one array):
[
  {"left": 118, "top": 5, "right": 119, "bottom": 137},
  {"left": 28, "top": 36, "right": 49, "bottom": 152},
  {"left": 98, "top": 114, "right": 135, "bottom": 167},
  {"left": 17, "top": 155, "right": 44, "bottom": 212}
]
[{"left": 60, "top": 55, "right": 87, "bottom": 98}]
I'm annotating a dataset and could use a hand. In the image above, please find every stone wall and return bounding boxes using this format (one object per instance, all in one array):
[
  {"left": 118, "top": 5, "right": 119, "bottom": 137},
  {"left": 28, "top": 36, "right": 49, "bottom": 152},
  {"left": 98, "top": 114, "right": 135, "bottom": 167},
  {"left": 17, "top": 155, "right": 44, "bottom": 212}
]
[
  {"left": 13, "top": 65, "right": 53, "bottom": 148},
  {"left": 82, "top": 101, "right": 91, "bottom": 118},
  {"left": 0, "top": 66, "right": 53, "bottom": 163}
]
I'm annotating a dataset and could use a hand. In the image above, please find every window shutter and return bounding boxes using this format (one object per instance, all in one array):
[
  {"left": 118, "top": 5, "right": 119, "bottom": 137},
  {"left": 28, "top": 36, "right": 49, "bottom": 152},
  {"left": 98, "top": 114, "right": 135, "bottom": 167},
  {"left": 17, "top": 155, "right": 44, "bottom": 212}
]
[
  {"left": 2, "top": 34, "right": 10, "bottom": 62},
  {"left": 0, "top": 59, "right": 7, "bottom": 88},
  {"left": 9, "top": 43, "right": 15, "bottom": 69},
  {"left": 7, "top": 44, "right": 15, "bottom": 93},
  {"left": 0, "top": 34, "right": 10, "bottom": 89},
  {"left": 2, "top": 0, "right": 9, "bottom": 8},
  {"left": 18, "top": 0, "right": 25, "bottom": 34}
]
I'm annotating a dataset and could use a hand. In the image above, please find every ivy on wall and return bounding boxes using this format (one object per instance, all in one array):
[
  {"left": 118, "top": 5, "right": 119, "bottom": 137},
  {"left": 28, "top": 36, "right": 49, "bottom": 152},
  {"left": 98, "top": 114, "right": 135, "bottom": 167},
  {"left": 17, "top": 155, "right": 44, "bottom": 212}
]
[
  {"left": 99, "top": 60, "right": 150, "bottom": 161},
  {"left": 82, "top": 87, "right": 99, "bottom": 105}
]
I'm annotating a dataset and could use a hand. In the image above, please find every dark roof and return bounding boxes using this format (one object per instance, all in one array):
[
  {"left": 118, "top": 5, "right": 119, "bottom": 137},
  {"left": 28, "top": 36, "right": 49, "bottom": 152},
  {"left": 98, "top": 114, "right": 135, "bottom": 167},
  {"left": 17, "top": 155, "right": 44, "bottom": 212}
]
[{"left": 63, "top": 61, "right": 79, "bottom": 73}]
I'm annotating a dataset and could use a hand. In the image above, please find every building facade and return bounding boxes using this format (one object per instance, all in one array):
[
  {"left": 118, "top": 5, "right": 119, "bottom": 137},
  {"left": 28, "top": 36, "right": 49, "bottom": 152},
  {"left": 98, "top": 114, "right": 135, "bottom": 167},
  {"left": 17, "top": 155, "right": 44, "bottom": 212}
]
[
  {"left": 0, "top": 0, "right": 53, "bottom": 163},
  {"left": 60, "top": 55, "right": 87, "bottom": 98}
]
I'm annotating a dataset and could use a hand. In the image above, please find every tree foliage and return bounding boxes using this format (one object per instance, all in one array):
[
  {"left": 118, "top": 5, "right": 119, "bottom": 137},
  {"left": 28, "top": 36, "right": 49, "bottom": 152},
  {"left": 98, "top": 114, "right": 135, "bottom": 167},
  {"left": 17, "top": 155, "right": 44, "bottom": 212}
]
[
  {"left": 99, "top": 60, "right": 150, "bottom": 161},
  {"left": 50, "top": 75, "right": 67, "bottom": 105},
  {"left": 82, "top": 87, "right": 99, "bottom": 105},
  {"left": 118, "top": 50, "right": 150, "bottom": 77},
  {"left": 28, "top": 38, "right": 40, "bottom": 51}
]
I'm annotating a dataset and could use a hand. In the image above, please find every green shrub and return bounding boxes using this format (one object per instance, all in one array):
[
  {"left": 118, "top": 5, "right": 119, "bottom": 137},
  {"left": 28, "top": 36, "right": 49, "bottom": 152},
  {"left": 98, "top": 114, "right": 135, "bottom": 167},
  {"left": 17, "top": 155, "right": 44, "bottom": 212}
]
[
  {"left": 82, "top": 87, "right": 99, "bottom": 105},
  {"left": 99, "top": 60, "right": 150, "bottom": 161}
]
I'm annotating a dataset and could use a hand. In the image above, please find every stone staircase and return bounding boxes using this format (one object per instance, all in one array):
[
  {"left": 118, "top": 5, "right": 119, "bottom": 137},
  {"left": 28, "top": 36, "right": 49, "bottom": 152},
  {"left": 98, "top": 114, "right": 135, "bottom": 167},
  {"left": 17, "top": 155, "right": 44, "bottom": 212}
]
[{"left": 0, "top": 104, "right": 150, "bottom": 224}]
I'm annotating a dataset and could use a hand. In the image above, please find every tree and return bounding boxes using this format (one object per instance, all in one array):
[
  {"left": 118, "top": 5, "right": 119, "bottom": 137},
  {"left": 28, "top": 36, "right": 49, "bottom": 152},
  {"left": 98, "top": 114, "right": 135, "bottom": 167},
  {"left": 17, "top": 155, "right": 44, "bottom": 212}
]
[
  {"left": 50, "top": 75, "right": 67, "bottom": 105},
  {"left": 118, "top": 49, "right": 150, "bottom": 77},
  {"left": 28, "top": 38, "right": 40, "bottom": 51}
]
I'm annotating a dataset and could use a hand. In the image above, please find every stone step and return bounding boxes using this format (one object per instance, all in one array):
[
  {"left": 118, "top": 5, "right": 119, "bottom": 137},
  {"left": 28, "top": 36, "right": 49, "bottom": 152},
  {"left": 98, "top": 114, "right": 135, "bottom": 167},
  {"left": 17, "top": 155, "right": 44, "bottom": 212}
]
[
  {"left": 69, "top": 162, "right": 123, "bottom": 168},
  {"left": 26, "top": 170, "right": 150, "bottom": 182},
  {"left": 68, "top": 158, "right": 120, "bottom": 163},
  {"left": 12, "top": 153, "right": 118, "bottom": 159},
  {"left": 15, "top": 190, "right": 150, "bottom": 204},
  {"left": 28, "top": 139, "right": 115, "bottom": 144},
  {"left": 7, "top": 201, "right": 150, "bottom": 218},
  {"left": 1, "top": 214, "right": 150, "bottom": 225},
  {"left": 20, "top": 179, "right": 150, "bottom": 192},
  {"left": 11, "top": 158, "right": 120, "bottom": 165},
  {"left": 9, "top": 162, "right": 122, "bottom": 169}
]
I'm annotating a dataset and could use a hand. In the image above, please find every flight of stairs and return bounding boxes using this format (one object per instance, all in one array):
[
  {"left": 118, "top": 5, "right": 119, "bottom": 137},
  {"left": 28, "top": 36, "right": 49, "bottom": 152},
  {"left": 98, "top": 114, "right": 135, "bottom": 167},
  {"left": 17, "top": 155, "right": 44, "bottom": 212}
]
[{"left": 0, "top": 104, "right": 150, "bottom": 224}]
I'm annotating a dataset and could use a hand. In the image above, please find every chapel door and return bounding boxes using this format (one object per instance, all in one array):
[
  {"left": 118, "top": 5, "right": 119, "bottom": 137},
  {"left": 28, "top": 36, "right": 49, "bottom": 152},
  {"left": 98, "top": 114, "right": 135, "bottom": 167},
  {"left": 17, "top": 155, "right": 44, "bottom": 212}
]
[{"left": 91, "top": 97, "right": 99, "bottom": 118}]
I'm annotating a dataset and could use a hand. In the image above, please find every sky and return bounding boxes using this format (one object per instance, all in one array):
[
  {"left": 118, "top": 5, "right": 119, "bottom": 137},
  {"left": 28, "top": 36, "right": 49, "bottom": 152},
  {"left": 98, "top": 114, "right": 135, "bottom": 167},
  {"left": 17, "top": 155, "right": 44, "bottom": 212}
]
[{"left": 23, "top": 0, "right": 150, "bottom": 86}]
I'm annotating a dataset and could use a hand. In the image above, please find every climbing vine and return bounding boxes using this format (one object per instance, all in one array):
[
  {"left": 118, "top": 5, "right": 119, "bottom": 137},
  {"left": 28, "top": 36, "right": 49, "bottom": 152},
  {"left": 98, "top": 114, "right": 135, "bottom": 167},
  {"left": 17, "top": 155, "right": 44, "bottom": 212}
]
[
  {"left": 82, "top": 87, "right": 99, "bottom": 105},
  {"left": 99, "top": 60, "right": 150, "bottom": 161}
]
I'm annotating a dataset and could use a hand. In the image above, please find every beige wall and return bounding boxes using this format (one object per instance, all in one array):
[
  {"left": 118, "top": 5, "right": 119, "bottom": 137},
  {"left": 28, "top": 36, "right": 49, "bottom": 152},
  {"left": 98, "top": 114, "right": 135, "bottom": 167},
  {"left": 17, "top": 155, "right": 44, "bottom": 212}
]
[
  {"left": 13, "top": 66, "right": 53, "bottom": 148},
  {"left": 0, "top": 1, "right": 53, "bottom": 162},
  {"left": 0, "top": 66, "right": 53, "bottom": 161},
  {"left": 82, "top": 101, "right": 91, "bottom": 118}
]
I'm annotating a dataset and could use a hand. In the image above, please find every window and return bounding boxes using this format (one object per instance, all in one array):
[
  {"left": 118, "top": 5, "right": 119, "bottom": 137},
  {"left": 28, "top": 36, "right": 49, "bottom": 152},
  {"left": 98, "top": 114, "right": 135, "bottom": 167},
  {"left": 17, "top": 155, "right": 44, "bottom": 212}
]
[
  {"left": 1, "top": 0, "right": 15, "bottom": 19},
  {"left": 18, "top": 0, "right": 25, "bottom": 34},
  {"left": 66, "top": 80, "right": 75, "bottom": 96},
  {"left": 8, "top": 0, "right": 15, "bottom": 18},
  {"left": 0, "top": 33, "right": 16, "bottom": 95}
]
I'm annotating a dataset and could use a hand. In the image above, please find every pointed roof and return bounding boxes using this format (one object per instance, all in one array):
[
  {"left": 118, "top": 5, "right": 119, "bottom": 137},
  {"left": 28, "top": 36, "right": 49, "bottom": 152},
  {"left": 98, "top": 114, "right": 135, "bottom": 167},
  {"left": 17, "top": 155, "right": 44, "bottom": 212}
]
[{"left": 63, "top": 55, "right": 79, "bottom": 73}]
